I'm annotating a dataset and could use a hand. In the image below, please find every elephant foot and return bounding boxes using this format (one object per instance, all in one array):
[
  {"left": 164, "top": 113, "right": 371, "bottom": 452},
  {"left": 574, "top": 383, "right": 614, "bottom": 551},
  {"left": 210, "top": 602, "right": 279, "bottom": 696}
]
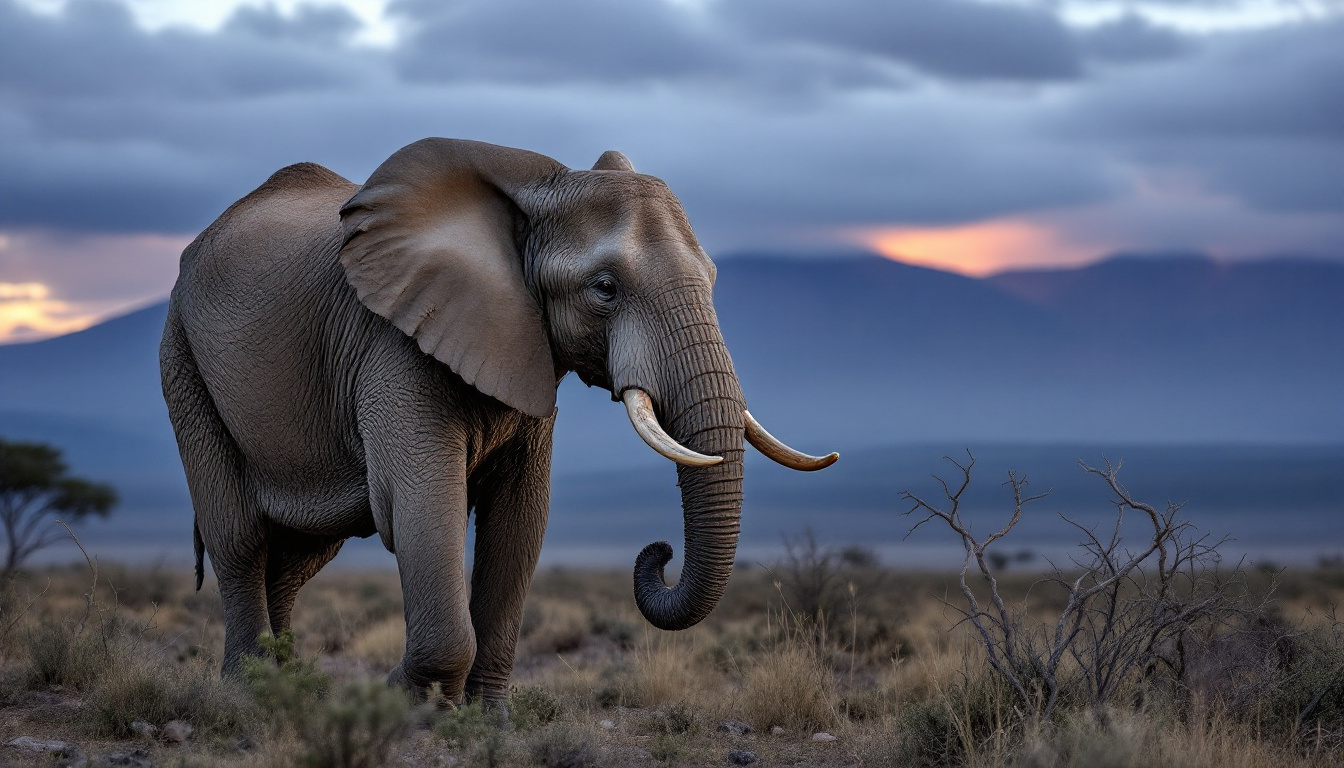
[
  {"left": 386, "top": 662, "right": 412, "bottom": 693},
  {"left": 480, "top": 698, "right": 513, "bottom": 731},
  {"left": 386, "top": 663, "right": 464, "bottom": 709}
]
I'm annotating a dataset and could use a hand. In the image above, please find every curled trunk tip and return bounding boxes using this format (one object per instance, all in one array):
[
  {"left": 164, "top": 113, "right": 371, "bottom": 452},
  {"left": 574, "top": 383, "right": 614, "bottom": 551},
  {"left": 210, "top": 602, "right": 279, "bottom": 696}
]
[{"left": 633, "top": 541, "right": 687, "bottom": 630}]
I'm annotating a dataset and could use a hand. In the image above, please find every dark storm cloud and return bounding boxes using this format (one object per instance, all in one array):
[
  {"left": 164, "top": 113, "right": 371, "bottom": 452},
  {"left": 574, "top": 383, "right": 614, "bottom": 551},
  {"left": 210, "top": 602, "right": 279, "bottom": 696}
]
[
  {"left": 223, "top": 1, "right": 363, "bottom": 43},
  {"left": 1079, "top": 18, "right": 1344, "bottom": 140},
  {"left": 1064, "top": 16, "right": 1344, "bottom": 213},
  {"left": 388, "top": 0, "right": 739, "bottom": 84},
  {"left": 635, "top": 99, "right": 1118, "bottom": 230},
  {"left": 0, "top": 0, "right": 380, "bottom": 232},
  {"left": 384, "top": 0, "right": 927, "bottom": 96},
  {"left": 0, "top": 143, "right": 240, "bottom": 233},
  {"left": 0, "top": 0, "right": 362, "bottom": 100},
  {"left": 719, "top": 0, "right": 1083, "bottom": 81},
  {"left": 0, "top": 0, "right": 1340, "bottom": 245},
  {"left": 1076, "top": 14, "right": 1193, "bottom": 63},
  {"left": 389, "top": 0, "right": 1092, "bottom": 86},
  {"left": 1193, "top": 142, "right": 1344, "bottom": 215}
]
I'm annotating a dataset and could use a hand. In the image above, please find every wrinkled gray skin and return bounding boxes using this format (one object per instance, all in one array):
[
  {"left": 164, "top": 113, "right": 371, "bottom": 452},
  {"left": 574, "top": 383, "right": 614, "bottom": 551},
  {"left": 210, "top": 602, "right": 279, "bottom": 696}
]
[{"left": 160, "top": 139, "right": 744, "bottom": 704}]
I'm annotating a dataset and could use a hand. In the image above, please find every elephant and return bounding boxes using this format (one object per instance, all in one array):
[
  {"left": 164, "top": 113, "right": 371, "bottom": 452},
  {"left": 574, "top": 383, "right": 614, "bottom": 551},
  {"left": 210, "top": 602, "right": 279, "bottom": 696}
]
[{"left": 159, "top": 138, "right": 837, "bottom": 704}]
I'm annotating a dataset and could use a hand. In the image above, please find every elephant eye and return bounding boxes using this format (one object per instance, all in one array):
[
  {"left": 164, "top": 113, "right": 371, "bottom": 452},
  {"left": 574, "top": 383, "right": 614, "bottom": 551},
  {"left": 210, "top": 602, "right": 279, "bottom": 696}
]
[{"left": 593, "top": 276, "right": 618, "bottom": 300}]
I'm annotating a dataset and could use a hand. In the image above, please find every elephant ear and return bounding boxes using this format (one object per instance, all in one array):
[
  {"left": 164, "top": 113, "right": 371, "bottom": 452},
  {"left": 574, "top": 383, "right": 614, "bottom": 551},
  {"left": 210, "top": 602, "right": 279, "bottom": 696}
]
[
  {"left": 339, "top": 138, "right": 566, "bottom": 418},
  {"left": 592, "top": 150, "right": 635, "bottom": 172}
]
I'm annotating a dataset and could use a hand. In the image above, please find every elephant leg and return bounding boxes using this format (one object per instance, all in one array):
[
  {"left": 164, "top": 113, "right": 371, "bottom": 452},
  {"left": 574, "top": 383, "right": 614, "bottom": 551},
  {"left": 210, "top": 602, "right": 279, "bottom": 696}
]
[
  {"left": 465, "top": 420, "right": 554, "bottom": 705},
  {"left": 161, "top": 310, "right": 270, "bottom": 674},
  {"left": 265, "top": 527, "right": 345, "bottom": 635},
  {"left": 197, "top": 479, "right": 269, "bottom": 673},
  {"left": 385, "top": 460, "right": 476, "bottom": 703},
  {"left": 215, "top": 557, "right": 270, "bottom": 674}
]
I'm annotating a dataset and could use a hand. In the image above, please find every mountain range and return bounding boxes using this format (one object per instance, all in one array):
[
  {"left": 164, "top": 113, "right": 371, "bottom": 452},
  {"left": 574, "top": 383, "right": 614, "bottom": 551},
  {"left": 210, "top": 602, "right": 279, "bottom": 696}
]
[{"left": 2, "top": 253, "right": 1341, "bottom": 566}]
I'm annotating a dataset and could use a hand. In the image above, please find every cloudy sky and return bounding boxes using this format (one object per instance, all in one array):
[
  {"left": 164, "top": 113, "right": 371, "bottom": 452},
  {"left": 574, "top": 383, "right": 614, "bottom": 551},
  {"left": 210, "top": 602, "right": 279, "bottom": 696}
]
[{"left": 1, "top": 0, "right": 1341, "bottom": 342}]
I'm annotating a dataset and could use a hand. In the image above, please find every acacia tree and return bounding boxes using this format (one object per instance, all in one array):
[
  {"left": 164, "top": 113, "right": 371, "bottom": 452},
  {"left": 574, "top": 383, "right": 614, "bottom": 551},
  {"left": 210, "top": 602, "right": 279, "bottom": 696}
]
[{"left": 1, "top": 437, "right": 116, "bottom": 574}]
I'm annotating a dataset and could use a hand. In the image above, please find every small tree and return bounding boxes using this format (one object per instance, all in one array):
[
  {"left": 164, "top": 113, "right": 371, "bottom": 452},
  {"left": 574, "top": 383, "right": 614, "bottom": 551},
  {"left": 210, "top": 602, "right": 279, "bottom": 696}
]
[{"left": 1, "top": 437, "right": 116, "bottom": 574}]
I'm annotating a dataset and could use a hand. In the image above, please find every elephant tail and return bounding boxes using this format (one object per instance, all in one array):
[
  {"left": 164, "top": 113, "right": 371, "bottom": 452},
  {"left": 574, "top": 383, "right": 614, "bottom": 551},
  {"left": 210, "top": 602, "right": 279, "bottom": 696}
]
[{"left": 193, "top": 520, "right": 204, "bottom": 591}]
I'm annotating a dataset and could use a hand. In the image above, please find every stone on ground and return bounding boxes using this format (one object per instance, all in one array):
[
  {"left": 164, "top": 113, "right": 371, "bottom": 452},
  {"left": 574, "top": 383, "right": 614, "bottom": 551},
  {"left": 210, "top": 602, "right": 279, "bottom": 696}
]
[
  {"left": 161, "top": 720, "right": 193, "bottom": 743},
  {"left": 727, "top": 748, "right": 759, "bottom": 765},
  {"left": 8, "top": 736, "right": 76, "bottom": 754},
  {"left": 717, "top": 720, "right": 753, "bottom": 737}
]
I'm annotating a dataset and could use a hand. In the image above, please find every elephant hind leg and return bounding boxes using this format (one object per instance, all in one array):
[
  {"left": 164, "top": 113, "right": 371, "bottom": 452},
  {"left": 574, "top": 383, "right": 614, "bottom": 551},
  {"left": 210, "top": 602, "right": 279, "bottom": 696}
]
[
  {"left": 264, "top": 526, "right": 345, "bottom": 636},
  {"left": 162, "top": 305, "right": 270, "bottom": 674}
]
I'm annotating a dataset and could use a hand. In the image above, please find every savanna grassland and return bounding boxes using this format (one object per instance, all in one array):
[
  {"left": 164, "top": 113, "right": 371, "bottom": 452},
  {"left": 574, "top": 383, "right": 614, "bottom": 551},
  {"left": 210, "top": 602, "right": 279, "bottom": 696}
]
[{"left": 2, "top": 547, "right": 1343, "bottom": 767}]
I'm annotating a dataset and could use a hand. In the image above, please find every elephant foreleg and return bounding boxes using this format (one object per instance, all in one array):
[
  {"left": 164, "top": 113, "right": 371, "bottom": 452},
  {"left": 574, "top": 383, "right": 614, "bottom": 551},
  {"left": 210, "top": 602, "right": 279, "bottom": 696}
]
[
  {"left": 466, "top": 417, "right": 555, "bottom": 705},
  {"left": 384, "top": 458, "right": 476, "bottom": 702}
]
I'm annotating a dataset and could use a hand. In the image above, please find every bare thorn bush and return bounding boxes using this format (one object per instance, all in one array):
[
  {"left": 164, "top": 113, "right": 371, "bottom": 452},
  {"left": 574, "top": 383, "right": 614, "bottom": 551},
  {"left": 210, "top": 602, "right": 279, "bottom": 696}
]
[{"left": 904, "top": 454, "right": 1242, "bottom": 725}]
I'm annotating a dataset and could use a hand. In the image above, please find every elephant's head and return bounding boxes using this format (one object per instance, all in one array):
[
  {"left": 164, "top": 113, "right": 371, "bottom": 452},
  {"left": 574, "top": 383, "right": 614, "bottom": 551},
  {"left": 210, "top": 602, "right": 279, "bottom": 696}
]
[{"left": 338, "top": 139, "right": 836, "bottom": 630}]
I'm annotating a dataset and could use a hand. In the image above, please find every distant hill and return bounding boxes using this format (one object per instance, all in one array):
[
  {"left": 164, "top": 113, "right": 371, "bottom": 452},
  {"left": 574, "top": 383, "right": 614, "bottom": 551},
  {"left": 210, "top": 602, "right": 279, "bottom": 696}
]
[
  {"left": 990, "top": 253, "right": 1344, "bottom": 327},
  {"left": 0, "top": 302, "right": 170, "bottom": 436},
  {"left": 720, "top": 253, "right": 1343, "bottom": 446},
  {"left": 1, "top": 254, "right": 1340, "bottom": 563}
]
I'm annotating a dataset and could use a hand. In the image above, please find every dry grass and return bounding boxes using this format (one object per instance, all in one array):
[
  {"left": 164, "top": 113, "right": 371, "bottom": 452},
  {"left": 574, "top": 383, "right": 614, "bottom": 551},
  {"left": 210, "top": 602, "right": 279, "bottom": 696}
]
[
  {"left": 348, "top": 617, "right": 406, "bottom": 669},
  {"left": 738, "top": 639, "right": 838, "bottom": 732},
  {"left": 0, "top": 559, "right": 1342, "bottom": 766}
]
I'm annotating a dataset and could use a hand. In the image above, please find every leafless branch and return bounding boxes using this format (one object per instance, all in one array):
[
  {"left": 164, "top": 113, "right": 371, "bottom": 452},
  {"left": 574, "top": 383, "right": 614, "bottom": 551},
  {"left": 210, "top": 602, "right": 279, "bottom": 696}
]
[{"left": 903, "top": 453, "right": 1237, "bottom": 724}]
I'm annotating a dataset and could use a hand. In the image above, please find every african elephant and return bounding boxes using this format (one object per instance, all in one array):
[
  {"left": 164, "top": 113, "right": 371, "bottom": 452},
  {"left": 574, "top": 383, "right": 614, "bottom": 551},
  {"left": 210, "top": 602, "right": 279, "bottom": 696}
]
[{"left": 159, "top": 138, "right": 836, "bottom": 704}]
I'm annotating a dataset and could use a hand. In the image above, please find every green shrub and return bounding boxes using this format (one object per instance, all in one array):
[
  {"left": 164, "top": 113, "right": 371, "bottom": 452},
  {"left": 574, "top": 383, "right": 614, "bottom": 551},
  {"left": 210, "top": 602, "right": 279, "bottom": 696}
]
[
  {"left": 297, "top": 680, "right": 412, "bottom": 768},
  {"left": 510, "top": 685, "right": 564, "bottom": 731},
  {"left": 242, "top": 629, "right": 331, "bottom": 723},
  {"left": 649, "top": 732, "right": 684, "bottom": 763},
  {"left": 895, "top": 698, "right": 963, "bottom": 768},
  {"left": 433, "top": 701, "right": 497, "bottom": 747},
  {"left": 259, "top": 627, "right": 299, "bottom": 664},
  {"left": 433, "top": 701, "right": 514, "bottom": 767},
  {"left": 647, "top": 701, "right": 698, "bottom": 736}
]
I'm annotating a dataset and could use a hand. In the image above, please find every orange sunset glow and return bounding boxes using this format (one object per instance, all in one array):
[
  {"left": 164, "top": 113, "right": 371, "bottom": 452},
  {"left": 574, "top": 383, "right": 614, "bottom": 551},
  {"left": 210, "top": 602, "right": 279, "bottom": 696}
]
[
  {"left": 0, "top": 282, "right": 100, "bottom": 343},
  {"left": 847, "top": 219, "right": 1103, "bottom": 276}
]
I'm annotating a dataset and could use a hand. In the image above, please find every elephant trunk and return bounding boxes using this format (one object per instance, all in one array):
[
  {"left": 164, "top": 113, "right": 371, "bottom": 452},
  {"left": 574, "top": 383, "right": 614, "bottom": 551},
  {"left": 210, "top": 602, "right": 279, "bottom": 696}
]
[{"left": 628, "top": 302, "right": 745, "bottom": 631}]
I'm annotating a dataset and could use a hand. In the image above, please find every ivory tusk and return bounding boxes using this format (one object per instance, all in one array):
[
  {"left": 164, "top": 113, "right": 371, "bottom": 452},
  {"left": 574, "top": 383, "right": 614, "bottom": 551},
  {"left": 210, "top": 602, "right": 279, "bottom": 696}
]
[
  {"left": 623, "top": 389, "right": 724, "bottom": 467},
  {"left": 744, "top": 410, "right": 839, "bottom": 471}
]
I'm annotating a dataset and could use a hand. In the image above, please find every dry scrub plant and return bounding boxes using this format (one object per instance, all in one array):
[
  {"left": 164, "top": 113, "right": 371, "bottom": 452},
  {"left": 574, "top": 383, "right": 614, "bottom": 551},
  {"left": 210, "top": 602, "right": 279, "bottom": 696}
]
[
  {"left": 10, "top": 525, "right": 258, "bottom": 741},
  {"left": 904, "top": 454, "right": 1241, "bottom": 724}
]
